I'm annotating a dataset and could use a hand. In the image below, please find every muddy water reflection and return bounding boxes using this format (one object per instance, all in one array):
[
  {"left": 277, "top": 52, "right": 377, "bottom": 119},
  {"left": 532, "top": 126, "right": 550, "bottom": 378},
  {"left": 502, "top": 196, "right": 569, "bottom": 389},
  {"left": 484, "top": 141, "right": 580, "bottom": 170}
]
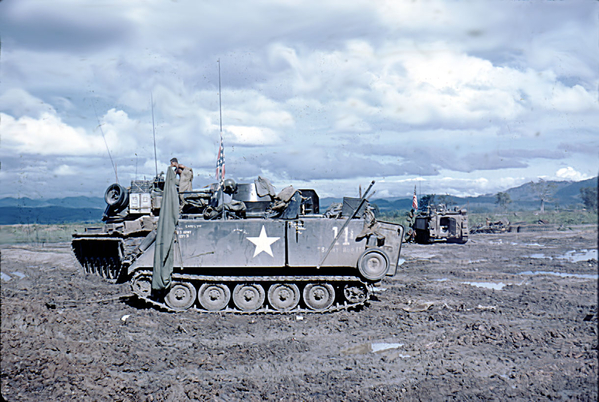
[
  {"left": 518, "top": 271, "right": 598, "bottom": 280},
  {"left": 341, "top": 342, "right": 405, "bottom": 355},
  {"left": 529, "top": 249, "right": 597, "bottom": 262},
  {"left": 463, "top": 281, "right": 506, "bottom": 290}
]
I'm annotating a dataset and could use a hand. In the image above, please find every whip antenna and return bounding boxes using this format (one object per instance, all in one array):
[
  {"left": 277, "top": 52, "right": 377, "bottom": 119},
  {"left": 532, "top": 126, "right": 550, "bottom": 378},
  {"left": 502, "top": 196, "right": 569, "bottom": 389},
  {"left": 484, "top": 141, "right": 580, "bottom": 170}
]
[
  {"left": 217, "top": 59, "right": 226, "bottom": 221},
  {"left": 93, "top": 102, "right": 118, "bottom": 183},
  {"left": 218, "top": 59, "right": 222, "bottom": 134},
  {"left": 151, "top": 92, "right": 158, "bottom": 177}
]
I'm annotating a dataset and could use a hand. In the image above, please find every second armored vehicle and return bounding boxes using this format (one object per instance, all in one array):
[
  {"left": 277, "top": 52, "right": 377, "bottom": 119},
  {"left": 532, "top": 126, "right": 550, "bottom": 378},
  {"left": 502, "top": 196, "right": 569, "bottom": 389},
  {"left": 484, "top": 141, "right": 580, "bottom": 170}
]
[{"left": 413, "top": 205, "right": 468, "bottom": 244}]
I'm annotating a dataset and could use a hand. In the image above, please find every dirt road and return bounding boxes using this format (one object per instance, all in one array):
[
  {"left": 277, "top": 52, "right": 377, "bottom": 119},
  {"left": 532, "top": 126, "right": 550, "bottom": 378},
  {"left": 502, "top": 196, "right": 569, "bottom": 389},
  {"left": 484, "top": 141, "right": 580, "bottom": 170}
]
[{"left": 1, "top": 227, "right": 597, "bottom": 401}]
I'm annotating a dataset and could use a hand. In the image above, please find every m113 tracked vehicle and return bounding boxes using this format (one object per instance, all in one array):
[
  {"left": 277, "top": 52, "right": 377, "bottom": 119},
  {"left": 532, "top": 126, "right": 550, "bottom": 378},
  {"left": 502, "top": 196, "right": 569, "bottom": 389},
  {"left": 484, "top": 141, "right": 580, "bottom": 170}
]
[
  {"left": 72, "top": 175, "right": 404, "bottom": 313},
  {"left": 413, "top": 205, "right": 468, "bottom": 244}
]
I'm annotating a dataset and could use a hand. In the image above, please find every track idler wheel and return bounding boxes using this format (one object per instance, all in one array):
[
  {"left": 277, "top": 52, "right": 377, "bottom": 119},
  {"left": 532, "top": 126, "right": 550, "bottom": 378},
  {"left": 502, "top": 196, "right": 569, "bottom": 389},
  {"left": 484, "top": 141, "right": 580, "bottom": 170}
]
[{"left": 357, "top": 249, "right": 390, "bottom": 281}]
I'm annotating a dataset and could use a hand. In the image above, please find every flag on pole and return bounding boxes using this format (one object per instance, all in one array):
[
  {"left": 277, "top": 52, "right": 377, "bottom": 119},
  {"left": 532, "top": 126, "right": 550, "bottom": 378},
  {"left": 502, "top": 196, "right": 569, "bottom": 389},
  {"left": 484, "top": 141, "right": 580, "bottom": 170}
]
[
  {"left": 412, "top": 186, "right": 418, "bottom": 210},
  {"left": 216, "top": 135, "right": 225, "bottom": 182}
]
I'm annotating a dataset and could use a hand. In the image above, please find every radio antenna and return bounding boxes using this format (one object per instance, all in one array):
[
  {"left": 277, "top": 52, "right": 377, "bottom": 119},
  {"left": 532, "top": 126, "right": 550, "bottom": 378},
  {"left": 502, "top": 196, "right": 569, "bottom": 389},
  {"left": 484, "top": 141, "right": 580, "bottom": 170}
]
[
  {"left": 93, "top": 102, "right": 118, "bottom": 183},
  {"left": 217, "top": 59, "right": 226, "bottom": 221},
  {"left": 151, "top": 92, "right": 158, "bottom": 177},
  {"left": 218, "top": 59, "right": 223, "bottom": 133}
]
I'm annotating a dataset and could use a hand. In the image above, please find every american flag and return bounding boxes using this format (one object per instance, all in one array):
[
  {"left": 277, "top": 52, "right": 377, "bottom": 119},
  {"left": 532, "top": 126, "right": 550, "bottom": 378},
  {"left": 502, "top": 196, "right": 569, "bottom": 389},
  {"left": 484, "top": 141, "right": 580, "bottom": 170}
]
[
  {"left": 215, "top": 135, "right": 225, "bottom": 182},
  {"left": 412, "top": 186, "right": 418, "bottom": 210}
]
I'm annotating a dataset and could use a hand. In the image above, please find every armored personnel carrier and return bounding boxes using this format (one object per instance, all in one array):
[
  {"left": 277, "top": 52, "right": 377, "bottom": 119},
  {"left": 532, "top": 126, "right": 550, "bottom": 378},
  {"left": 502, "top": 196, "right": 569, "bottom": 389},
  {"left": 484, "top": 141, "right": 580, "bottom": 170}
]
[
  {"left": 413, "top": 205, "right": 468, "bottom": 244},
  {"left": 72, "top": 176, "right": 404, "bottom": 313}
]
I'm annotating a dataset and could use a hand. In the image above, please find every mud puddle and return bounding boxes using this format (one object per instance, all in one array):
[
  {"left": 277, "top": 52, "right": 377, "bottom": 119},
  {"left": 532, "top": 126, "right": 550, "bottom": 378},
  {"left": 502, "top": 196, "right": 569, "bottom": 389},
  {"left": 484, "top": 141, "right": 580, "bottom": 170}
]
[{"left": 1, "top": 229, "right": 597, "bottom": 401}]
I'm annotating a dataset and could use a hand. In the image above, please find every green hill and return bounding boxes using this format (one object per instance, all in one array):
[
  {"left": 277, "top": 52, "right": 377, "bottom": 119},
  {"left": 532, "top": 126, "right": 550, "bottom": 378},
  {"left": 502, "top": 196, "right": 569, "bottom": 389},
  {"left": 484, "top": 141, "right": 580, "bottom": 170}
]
[
  {"left": 0, "top": 177, "right": 595, "bottom": 223},
  {"left": 0, "top": 206, "right": 103, "bottom": 224}
]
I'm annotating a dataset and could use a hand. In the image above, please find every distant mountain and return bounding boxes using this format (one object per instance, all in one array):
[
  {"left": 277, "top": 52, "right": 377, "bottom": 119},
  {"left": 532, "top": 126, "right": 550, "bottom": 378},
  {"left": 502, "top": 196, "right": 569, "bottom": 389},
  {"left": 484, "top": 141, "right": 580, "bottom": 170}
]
[
  {"left": 0, "top": 196, "right": 105, "bottom": 209},
  {"left": 0, "top": 177, "right": 595, "bottom": 223},
  {"left": 0, "top": 206, "right": 103, "bottom": 225},
  {"left": 553, "top": 177, "right": 597, "bottom": 198},
  {"left": 319, "top": 197, "right": 342, "bottom": 210},
  {"left": 503, "top": 180, "right": 568, "bottom": 202},
  {"left": 369, "top": 177, "right": 597, "bottom": 213},
  {"left": 497, "top": 178, "right": 597, "bottom": 208}
]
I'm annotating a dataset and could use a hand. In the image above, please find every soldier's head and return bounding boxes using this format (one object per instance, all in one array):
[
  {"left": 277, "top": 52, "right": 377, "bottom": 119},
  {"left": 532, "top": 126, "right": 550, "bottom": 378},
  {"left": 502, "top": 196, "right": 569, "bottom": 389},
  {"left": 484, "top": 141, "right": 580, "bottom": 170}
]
[{"left": 170, "top": 158, "right": 179, "bottom": 168}]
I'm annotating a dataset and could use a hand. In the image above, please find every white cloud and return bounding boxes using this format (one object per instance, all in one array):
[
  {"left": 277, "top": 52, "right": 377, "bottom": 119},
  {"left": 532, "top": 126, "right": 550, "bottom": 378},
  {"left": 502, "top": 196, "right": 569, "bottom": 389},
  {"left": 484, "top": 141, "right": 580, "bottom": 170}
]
[
  {"left": 226, "top": 125, "right": 281, "bottom": 146},
  {"left": 1, "top": 112, "right": 105, "bottom": 156},
  {"left": 99, "top": 108, "right": 143, "bottom": 155},
  {"left": 0, "top": 1, "right": 596, "bottom": 199},
  {"left": 53, "top": 164, "right": 76, "bottom": 176},
  {"left": 555, "top": 167, "right": 590, "bottom": 182},
  {"left": 0, "top": 107, "right": 149, "bottom": 158}
]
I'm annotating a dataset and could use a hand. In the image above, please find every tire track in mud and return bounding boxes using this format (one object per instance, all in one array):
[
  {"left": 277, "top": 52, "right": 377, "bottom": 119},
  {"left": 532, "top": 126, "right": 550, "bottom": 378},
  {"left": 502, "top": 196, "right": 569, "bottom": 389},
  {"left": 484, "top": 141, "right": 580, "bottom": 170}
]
[{"left": 1, "top": 227, "right": 597, "bottom": 401}]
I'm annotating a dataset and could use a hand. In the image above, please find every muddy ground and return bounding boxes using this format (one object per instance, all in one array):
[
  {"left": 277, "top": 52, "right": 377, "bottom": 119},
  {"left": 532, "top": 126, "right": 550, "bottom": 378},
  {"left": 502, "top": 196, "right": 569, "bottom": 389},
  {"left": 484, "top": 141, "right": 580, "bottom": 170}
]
[{"left": 1, "top": 226, "right": 597, "bottom": 401}]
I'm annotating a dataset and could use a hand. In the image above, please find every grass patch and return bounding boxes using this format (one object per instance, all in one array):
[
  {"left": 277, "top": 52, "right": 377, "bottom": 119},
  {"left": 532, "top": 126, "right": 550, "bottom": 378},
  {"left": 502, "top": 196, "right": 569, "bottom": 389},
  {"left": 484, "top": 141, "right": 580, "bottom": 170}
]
[
  {"left": 468, "top": 210, "right": 598, "bottom": 226},
  {"left": 379, "top": 209, "right": 597, "bottom": 227},
  {"left": 0, "top": 224, "right": 89, "bottom": 245}
]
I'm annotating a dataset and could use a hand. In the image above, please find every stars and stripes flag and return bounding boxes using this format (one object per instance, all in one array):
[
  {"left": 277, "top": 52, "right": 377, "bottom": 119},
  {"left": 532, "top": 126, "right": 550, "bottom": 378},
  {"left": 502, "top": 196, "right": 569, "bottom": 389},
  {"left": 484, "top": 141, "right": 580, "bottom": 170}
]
[
  {"left": 216, "top": 134, "right": 225, "bottom": 182},
  {"left": 412, "top": 186, "right": 418, "bottom": 210}
]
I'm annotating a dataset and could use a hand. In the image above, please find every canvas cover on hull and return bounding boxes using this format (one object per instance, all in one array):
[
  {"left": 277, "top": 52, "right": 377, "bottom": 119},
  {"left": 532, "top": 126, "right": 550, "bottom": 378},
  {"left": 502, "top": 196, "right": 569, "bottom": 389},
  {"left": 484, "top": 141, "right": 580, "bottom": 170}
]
[{"left": 152, "top": 166, "right": 179, "bottom": 290}]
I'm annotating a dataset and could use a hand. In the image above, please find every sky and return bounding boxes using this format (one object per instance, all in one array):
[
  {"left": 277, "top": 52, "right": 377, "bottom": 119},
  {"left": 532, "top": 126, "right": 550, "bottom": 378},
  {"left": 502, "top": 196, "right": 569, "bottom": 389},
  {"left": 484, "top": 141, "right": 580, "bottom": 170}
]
[{"left": 1, "top": 0, "right": 597, "bottom": 200}]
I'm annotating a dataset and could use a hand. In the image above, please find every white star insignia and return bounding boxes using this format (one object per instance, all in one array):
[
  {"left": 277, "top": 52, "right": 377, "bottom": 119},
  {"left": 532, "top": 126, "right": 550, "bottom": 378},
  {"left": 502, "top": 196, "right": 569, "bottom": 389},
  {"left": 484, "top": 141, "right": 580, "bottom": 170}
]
[{"left": 247, "top": 225, "right": 280, "bottom": 258}]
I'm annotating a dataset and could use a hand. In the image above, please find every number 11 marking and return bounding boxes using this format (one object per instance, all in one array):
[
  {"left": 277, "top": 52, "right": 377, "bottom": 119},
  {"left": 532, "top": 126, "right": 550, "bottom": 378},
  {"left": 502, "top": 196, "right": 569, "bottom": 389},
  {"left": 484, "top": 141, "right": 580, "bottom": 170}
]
[{"left": 332, "top": 226, "right": 350, "bottom": 246}]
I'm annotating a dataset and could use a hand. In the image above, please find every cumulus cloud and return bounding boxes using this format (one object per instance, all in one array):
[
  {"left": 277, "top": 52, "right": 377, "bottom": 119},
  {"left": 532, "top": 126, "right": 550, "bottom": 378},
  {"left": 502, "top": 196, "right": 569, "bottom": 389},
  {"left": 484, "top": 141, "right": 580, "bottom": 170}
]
[
  {"left": 555, "top": 167, "right": 590, "bottom": 182},
  {"left": 226, "top": 126, "right": 281, "bottom": 146},
  {"left": 1, "top": 112, "right": 105, "bottom": 156},
  {"left": 0, "top": 1, "right": 596, "bottom": 199},
  {"left": 0, "top": 107, "right": 149, "bottom": 158}
]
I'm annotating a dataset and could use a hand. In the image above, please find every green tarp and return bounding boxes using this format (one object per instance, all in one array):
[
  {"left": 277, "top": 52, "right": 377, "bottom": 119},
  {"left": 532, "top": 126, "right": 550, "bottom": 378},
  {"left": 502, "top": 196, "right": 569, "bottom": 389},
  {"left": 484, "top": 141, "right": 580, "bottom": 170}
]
[{"left": 152, "top": 166, "right": 179, "bottom": 290}]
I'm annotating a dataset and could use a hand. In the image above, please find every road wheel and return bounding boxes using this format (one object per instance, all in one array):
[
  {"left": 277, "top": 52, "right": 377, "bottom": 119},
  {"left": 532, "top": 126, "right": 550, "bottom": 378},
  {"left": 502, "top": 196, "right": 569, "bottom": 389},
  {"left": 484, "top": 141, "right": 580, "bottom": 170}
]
[
  {"left": 198, "top": 283, "right": 231, "bottom": 311},
  {"left": 233, "top": 284, "right": 265, "bottom": 312},
  {"left": 164, "top": 282, "right": 197, "bottom": 311},
  {"left": 268, "top": 283, "right": 300, "bottom": 311},
  {"left": 303, "top": 283, "right": 335, "bottom": 311}
]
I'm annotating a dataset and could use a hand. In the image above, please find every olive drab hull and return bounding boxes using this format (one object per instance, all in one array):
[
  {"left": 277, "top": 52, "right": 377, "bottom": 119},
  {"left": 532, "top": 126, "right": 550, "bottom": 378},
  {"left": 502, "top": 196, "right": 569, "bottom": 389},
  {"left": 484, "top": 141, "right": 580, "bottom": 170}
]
[
  {"left": 72, "top": 177, "right": 404, "bottom": 313},
  {"left": 129, "top": 219, "right": 402, "bottom": 272}
]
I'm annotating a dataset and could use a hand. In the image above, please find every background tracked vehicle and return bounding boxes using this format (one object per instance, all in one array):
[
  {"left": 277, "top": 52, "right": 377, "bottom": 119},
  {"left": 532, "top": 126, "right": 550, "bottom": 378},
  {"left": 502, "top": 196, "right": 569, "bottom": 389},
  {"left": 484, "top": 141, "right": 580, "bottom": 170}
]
[
  {"left": 72, "top": 177, "right": 404, "bottom": 313},
  {"left": 413, "top": 205, "right": 468, "bottom": 244}
]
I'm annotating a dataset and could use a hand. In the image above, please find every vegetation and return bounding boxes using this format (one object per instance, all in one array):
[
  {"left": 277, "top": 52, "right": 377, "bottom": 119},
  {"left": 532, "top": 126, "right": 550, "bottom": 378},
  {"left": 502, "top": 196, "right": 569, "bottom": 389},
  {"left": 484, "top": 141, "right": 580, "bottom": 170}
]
[
  {"left": 0, "top": 224, "right": 89, "bottom": 245},
  {"left": 419, "top": 194, "right": 436, "bottom": 210},
  {"left": 580, "top": 186, "right": 598, "bottom": 211},
  {"left": 379, "top": 208, "right": 597, "bottom": 228},
  {"left": 1, "top": 177, "right": 597, "bottom": 244},
  {"left": 469, "top": 210, "right": 597, "bottom": 227},
  {"left": 1, "top": 207, "right": 596, "bottom": 245},
  {"left": 529, "top": 179, "right": 556, "bottom": 213},
  {"left": 495, "top": 192, "right": 512, "bottom": 211}
]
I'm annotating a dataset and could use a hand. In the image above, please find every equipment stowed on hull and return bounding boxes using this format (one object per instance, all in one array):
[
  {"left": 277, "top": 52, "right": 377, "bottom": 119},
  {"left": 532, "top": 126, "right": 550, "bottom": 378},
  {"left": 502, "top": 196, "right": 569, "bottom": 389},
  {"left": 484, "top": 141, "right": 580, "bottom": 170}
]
[
  {"left": 413, "top": 205, "right": 469, "bottom": 244},
  {"left": 72, "top": 177, "right": 404, "bottom": 313}
]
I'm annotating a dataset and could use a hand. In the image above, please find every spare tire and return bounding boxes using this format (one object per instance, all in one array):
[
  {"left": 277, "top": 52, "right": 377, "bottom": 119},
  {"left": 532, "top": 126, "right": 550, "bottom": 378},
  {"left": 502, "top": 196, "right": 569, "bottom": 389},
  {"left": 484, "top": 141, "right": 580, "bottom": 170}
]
[{"left": 104, "top": 183, "right": 129, "bottom": 209}]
